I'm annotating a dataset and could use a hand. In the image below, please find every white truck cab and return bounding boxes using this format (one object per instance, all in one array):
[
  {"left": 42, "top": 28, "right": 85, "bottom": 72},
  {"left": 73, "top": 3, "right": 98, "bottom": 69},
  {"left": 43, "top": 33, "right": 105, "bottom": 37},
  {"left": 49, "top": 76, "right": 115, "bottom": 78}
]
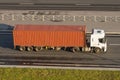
[{"left": 90, "top": 29, "right": 107, "bottom": 53}]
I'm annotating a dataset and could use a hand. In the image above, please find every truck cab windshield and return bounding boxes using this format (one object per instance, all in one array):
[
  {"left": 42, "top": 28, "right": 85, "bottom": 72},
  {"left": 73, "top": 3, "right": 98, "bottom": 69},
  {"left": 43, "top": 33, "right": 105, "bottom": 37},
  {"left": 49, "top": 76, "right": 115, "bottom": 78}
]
[{"left": 99, "top": 38, "right": 106, "bottom": 43}]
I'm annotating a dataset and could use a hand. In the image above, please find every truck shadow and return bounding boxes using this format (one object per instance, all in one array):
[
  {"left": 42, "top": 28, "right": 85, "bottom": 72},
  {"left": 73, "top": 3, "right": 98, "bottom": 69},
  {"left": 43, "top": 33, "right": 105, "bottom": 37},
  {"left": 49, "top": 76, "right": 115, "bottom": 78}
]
[{"left": 0, "top": 31, "right": 14, "bottom": 49}]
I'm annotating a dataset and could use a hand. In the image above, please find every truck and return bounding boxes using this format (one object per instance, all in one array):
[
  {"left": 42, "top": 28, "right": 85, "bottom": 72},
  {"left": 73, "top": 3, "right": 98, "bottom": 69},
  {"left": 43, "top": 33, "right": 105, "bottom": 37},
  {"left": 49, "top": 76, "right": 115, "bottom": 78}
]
[{"left": 13, "top": 25, "right": 107, "bottom": 53}]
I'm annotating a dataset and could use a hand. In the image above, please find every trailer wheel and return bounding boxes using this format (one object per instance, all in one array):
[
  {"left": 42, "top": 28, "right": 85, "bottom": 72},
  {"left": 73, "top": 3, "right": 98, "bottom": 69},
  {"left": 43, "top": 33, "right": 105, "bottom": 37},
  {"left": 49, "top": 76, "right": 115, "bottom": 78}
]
[
  {"left": 71, "top": 47, "right": 79, "bottom": 53},
  {"left": 62, "top": 47, "right": 67, "bottom": 51},
  {"left": 34, "top": 47, "right": 39, "bottom": 52},
  {"left": 26, "top": 47, "right": 33, "bottom": 51},
  {"left": 94, "top": 48, "right": 101, "bottom": 54},
  {"left": 50, "top": 47, "right": 55, "bottom": 50},
  {"left": 55, "top": 47, "right": 61, "bottom": 51},
  {"left": 44, "top": 46, "right": 48, "bottom": 50},
  {"left": 34, "top": 47, "right": 43, "bottom": 51},
  {"left": 19, "top": 46, "right": 25, "bottom": 51},
  {"left": 81, "top": 47, "right": 90, "bottom": 53},
  {"left": 81, "top": 47, "right": 85, "bottom": 52}
]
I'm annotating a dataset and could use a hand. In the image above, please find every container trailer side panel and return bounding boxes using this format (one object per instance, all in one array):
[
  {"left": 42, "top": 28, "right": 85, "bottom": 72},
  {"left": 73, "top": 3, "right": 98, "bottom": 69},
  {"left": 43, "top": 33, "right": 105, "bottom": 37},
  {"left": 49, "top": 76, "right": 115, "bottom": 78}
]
[
  {"left": 13, "top": 31, "right": 85, "bottom": 47},
  {"left": 15, "top": 25, "right": 86, "bottom": 31}
]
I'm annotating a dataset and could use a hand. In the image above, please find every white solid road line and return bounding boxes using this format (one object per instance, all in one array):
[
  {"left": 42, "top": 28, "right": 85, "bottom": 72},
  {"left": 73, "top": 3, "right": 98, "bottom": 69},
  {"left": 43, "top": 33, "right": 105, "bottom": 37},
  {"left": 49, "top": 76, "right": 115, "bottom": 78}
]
[
  {"left": 0, "top": 65, "right": 120, "bottom": 71},
  {"left": 109, "top": 44, "right": 120, "bottom": 46}
]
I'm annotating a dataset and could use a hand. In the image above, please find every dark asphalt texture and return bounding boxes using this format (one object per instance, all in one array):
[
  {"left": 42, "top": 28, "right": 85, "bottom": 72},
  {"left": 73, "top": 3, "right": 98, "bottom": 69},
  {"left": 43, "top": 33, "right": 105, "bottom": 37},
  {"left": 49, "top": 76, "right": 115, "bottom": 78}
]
[
  {"left": 0, "top": 0, "right": 119, "bottom": 10},
  {"left": 0, "top": 4, "right": 120, "bottom": 11},
  {"left": 0, "top": 0, "right": 119, "bottom": 4}
]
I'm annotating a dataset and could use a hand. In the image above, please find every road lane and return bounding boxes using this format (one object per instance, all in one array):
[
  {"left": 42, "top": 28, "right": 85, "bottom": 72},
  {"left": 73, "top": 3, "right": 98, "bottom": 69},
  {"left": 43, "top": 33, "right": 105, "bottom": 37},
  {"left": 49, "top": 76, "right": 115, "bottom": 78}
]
[
  {"left": 0, "top": 32, "right": 119, "bottom": 67},
  {"left": 0, "top": 0, "right": 120, "bottom": 4},
  {"left": 109, "top": 44, "right": 120, "bottom": 46}
]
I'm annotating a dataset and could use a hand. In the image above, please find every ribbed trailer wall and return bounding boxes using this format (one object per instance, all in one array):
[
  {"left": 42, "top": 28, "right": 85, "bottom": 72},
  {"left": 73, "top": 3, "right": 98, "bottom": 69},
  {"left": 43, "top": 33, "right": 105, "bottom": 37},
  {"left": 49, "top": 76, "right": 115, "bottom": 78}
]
[{"left": 13, "top": 25, "right": 86, "bottom": 47}]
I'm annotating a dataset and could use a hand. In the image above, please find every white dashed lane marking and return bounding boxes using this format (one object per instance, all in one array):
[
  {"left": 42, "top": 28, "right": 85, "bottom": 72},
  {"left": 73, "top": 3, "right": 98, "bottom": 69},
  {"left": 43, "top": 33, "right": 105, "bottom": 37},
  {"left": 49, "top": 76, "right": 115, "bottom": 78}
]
[{"left": 109, "top": 44, "right": 120, "bottom": 46}]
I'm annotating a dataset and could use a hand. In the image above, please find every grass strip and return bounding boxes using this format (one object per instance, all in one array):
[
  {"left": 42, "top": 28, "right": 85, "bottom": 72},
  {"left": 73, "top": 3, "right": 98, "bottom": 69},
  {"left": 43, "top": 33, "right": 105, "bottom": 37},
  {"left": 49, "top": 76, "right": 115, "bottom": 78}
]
[{"left": 0, "top": 68, "right": 120, "bottom": 80}]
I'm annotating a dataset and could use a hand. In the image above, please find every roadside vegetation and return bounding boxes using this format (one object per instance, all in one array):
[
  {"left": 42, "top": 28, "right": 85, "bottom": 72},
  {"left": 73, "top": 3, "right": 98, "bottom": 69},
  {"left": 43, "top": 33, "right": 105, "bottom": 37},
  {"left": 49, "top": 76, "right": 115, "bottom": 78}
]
[{"left": 0, "top": 68, "right": 120, "bottom": 80}]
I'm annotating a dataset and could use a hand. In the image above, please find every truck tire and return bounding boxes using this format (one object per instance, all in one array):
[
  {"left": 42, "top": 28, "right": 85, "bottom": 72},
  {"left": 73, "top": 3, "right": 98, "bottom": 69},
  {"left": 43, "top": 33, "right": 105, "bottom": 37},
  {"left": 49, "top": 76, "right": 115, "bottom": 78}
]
[
  {"left": 26, "top": 47, "right": 33, "bottom": 51},
  {"left": 50, "top": 47, "right": 55, "bottom": 50},
  {"left": 71, "top": 47, "right": 79, "bottom": 53},
  {"left": 94, "top": 48, "right": 101, "bottom": 54},
  {"left": 81, "top": 47, "right": 90, "bottom": 53},
  {"left": 34, "top": 47, "right": 39, "bottom": 52},
  {"left": 62, "top": 47, "right": 67, "bottom": 51},
  {"left": 34, "top": 47, "right": 43, "bottom": 51},
  {"left": 44, "top": 46, "right": 48, "bottom": 50},
  {"left": 55, "top": 47, "right": 61, "bottom": 51},
  {"left": 19, "top": 46, "right": 25, "bottom": 51}
]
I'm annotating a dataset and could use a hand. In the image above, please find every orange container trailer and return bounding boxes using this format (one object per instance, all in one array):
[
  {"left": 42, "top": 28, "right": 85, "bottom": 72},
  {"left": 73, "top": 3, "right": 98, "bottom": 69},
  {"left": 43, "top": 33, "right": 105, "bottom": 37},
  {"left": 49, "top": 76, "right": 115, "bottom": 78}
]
[{"left": 13, "top": 25, "right": 86, "bottom": 51}]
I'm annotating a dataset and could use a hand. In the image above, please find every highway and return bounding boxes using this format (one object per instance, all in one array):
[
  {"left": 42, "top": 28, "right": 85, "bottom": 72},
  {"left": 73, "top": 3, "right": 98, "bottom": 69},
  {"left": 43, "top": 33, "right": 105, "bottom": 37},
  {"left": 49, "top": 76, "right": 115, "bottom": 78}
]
[
  {"left": 0, "top": 0, "right": 120, "bottom": 4},
  {"left": 0, "top": 4, "right": 120, "bottom": 11},
  {"left": 0, "top": 0, "right": 119, "bottom": 69},
  {"left": 0, "top": 32, "right": 120, "bottom": 69},
  {"left": 0, "top": 0, "right": 120, "bottom": 10}
]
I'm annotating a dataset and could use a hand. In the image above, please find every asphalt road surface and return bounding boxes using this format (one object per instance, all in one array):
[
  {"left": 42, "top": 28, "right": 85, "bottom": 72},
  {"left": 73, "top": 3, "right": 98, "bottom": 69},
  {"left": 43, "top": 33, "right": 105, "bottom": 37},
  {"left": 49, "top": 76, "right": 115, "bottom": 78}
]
[
  {"left": 0, "top": 1, "right": 119, "bottom": 69},
  {"left": 0, "top": 32, "right": 119, "bottom": 68},
  {"left": 0, "top": 0, "right": 119, "bottom": 11},
  {"left": 0, "top": 4, "right": 120, "bottom": 11},
  {"left": 0, "top": 0, "right": 119, "bottom": 5}
]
